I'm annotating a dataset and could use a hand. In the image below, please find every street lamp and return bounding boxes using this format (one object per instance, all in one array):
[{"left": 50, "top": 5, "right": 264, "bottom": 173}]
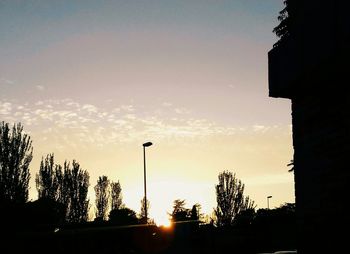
[
  {"left": 267, "top": 195, "right": 272, "bottom": 209},
  {"left": 142, "top": 142, "right": 153, "bottom": 224}
]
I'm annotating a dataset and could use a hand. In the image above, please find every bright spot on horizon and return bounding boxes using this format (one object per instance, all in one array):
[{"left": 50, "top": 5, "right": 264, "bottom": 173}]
[{"left": 158, "top": 218, "right": 172, "bottom": 228}]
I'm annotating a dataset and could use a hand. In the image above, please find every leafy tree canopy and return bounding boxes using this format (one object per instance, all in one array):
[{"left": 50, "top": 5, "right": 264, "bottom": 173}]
[{"left": 0, "top": 122, "right": 32, "bottom": 204}]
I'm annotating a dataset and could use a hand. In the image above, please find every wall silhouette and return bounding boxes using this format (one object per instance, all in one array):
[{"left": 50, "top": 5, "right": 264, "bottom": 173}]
[{"left": 269, "top": 0, "right": 350, "bottom": 253}]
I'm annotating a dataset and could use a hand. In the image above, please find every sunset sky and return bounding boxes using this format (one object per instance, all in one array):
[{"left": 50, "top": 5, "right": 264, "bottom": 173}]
[{"left": 0, "top": 0, "right": 293, "bottom": 225}]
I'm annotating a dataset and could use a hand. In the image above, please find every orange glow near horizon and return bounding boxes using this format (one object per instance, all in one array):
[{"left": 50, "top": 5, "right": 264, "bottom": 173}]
[
  {"left": 25, "top": 125, "right": 294, "bottom": 223},
  {"left": 158, "top": 218, "right": 172, "bottom": 229}
]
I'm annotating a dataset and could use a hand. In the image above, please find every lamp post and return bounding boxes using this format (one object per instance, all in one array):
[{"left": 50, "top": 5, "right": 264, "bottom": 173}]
[
  {"left": 267, "top": 195, "right": 272, "bottom": 209},
  {"left": 142, "top": 142, "right": 153, "bottom": 224}
]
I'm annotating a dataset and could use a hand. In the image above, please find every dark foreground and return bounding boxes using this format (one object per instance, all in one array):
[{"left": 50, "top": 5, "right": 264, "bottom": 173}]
[{"left": 3, "top": 222, "right": 296, "bottom": 254}]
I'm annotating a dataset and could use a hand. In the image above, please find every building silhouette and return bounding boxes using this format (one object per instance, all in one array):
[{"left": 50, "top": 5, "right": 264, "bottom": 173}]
[{"left": 269, "top": 1, "right": 350, "bottom": 253}]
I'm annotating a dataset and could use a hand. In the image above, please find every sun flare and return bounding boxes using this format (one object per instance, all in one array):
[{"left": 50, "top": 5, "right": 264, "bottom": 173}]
[{"left": 157, "top": 217, "right": 172, "bottom": 228}]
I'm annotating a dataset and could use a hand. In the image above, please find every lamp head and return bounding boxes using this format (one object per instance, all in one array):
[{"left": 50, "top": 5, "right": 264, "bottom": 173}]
[
  {"left": 267, "top": 195, "right": 272, "bottom": 198},
  {"left": 143, "top": 142, "right": 153, "bottom": 147}
]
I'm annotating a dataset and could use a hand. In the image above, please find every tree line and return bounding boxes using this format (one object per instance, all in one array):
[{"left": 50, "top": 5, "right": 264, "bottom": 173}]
[{"left": 1, "top": 121, "right": 258, "bottom": 228}]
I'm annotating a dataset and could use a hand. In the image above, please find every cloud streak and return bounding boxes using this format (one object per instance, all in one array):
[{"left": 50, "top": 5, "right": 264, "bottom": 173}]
[
  {"left": 0, "top": 78, "right": 15, "bottom": 85},
  {"left": 36, "top": 85, "right": 45, "bottom": 91},
  {"left": 1, "top": 98, "right": 290, "bottom": 150},
  {"left": 0, "top": 102, "right": 12, "bottom": 115}
]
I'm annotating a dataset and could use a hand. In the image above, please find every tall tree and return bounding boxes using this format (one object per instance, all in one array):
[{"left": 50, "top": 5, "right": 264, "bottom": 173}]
[
  {"left": 36, "top": 154, "right": 59, "bottom": 200},
  {"left": 56, "top": 163, "right": 69, "bottom": 209},
  {"left": 110, "top": 180, "right": 123, "bottom": 210},
  {"left": 94, "top": 175, "right": 110, "bottom": 220},
  {"left": 35, "top": 155, "right": 90, "bottom": 223},
  {"left": 0, "top": 122, "right": 32, "bottom": 204},
  {"left": 69, "top": 160, "right": 90, "bottom": 223},
  {"left": 59, "top": 160, "right": 90, "bottom": 223},
  {"left": 214, "top": 171, "right": 255, "bottom": 227}
]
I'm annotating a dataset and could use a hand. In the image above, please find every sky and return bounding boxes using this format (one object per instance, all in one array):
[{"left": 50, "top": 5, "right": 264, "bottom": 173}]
[{"left": 0, "top": 0, "right": 293, "bottom": 225}]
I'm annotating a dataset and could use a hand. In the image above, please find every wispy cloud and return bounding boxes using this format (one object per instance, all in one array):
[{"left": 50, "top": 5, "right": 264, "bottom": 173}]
[
  {"left": 82, "top": 104, "right": 98, "bottom": 113},
  {"left": 162, "top": 102, "right": 172, "bottom": 107},
  {"left": 120, "top": 105, "right": 135, "bottom": 112},
  {"left": 253, "top": 124, "right": 280, "bottom": 133},
  {"left": 1, "top": 99, "right": 290, "bottom": 150},
  {"left": 0, "top": 101, "right": 12, "bottom": 115},
  {"left": 174, "top": 107, "right": 191, "bottom": 115},
  {"left": 36, "top": 85, "right": 45, "bottom": 91},
  {"left": 253, "top": 125, "right": 267, "bottom": 132},
  {"left": 0, "top": 78, "right": 15, "bottom": 85}
]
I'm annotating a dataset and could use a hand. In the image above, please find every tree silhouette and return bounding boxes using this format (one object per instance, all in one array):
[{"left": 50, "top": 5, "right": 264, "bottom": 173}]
[
  {"left": 110, "top": 180, "right": 123, "bottom": 210},
  {"left": 190, "top": 204, "right": 200, "bottom": 221},
  {"left": 0, "top": 122, "right": 32, "bottom": 204},
  {"left": 94, "top": 175, "right": 110, "bottom": 220},
  {"left": 109, "top": 207, "right": 139, "bottom": 226},
  {"left": 25, "top": 198, "right": 66, "bottom": 227},
  {"left": 214, "top": 171, "right": 255, "bottom": 227},
  {"left": 172, "top": 199, "right": 186, "bottom": 213},
  {"left": 171, "top": 199, "right": 189, "bottom": 222},
  {"left": 273, "top": 0, "right": 297, "bottom": 45},
  {"left": 56, "top": 163, "right": 68, "bottom": 212},
  {"left": 170, "top": 199, "right": 202, "bottom": 224},
  {"left": 233, "top": 208, "right": 256, "bottom": 228},
  {"left": 252, "top": 203, "right": 296, "bottom": 251},
  {"left": 36, "top": 154, "right": 59, "bottom": 200},
  {"left": 36, "top": 157, "right": 90, "bottom": 223},
  {"left": 57, "top": 160, "right": 90, "bottom": 223},
  {"left": 68, "top": 160, "right": 90, "bottom": 223}
]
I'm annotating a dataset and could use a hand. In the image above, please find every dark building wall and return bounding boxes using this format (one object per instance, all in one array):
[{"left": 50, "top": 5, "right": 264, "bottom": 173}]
[
  {"left": 269, "top": 0, "right": 350, "bottom": 253},
  {"left": 292, "top": 94, "right": 350, "bottom": 252}
]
